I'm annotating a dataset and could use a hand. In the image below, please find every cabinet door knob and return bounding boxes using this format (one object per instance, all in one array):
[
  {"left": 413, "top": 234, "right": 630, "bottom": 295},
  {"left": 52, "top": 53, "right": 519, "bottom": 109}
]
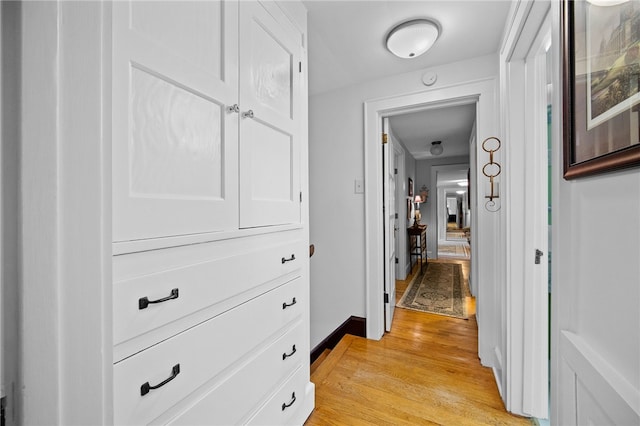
[
  {"left": 139, "top": 288, "right": 179, "bottom": 310},
  {"left": 226, "top": 103, "right": 240, "bottom": 113},
  {"left": 242, "top": 109, "right": 254, "bottom": 119}
]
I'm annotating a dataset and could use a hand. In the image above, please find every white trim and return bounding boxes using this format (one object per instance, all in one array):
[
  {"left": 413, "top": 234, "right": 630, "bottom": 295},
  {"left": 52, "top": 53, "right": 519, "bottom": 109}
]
[
  {"left": 0, "top": 0, "right": 4, "bottom": 401},
  {"left": 561, "top": 331, "right": 640, "bottom": 424},
  {"left": 364, "top": 78, "right": 499, "bottom": 350},
  {"left": 21, "top": 3, "right": 112, "bottom": 423},
  {"left": 21, "top": 3, "right": 63, "bottom": 421}
]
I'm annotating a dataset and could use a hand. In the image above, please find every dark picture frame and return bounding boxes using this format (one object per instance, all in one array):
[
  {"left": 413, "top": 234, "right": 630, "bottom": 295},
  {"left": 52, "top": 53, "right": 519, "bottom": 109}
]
[
  {"left": 408, "top": 178, "right": 413, "bottom": 197},
  {"left": 562, "top": 0, "right": 640, "bottom": 179}
]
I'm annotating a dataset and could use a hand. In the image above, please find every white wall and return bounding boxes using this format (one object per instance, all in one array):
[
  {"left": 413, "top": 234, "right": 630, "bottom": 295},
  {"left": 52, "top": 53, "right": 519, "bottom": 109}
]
[
  {"left": 552, "top": 167, "right": 640, "bottom": 422},
  {"left": 547, "top": 1, "right": 640, "bottom": 421},
  {"left": 308, "top": 53, "right": 498, "bottom": 348}
]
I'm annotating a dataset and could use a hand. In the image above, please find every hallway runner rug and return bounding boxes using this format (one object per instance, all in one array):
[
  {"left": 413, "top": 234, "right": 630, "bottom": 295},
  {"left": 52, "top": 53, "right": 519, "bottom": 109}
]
[
  {"left": 446, "top": 229, "right": 467, "bottom": 240},
  {"left": 396, "top": 262, "right": 469, "bottom": 319},
  {"left": 438, "top": 241, "right": 471, "bottom": 259}
]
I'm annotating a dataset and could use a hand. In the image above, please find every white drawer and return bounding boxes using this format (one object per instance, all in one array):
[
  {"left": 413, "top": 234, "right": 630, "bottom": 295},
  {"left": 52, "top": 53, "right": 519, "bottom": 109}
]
[
  {"left": 247, "top": 366, "right": 308, "bottom": 426},
  {"left": 113, "top": 239, "right": 305, "bottom": 358},
  {"left": 114, "top": 278, "right": 303, "bottom": 425},
  {"left": 163, "top": 322, "right": 304, "bottom": 425}
]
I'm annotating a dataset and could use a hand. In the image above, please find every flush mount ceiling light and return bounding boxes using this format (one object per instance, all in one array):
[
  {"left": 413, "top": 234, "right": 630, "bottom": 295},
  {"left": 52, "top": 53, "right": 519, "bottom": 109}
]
[
  {"left": 586, "top": 0, "right": 629, "bottom": 6},
  {"left": 386, "top": 19, "right": 440, "bottom": 59},
  {"left": 430, "top": 140, "right": 443, "bottom": 156}
]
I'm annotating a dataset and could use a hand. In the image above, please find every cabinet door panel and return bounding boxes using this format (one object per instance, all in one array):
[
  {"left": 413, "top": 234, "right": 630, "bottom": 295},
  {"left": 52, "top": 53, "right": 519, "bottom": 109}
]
[
  {"left": 239, "top": 2, "right": 301, "bottom": 228},
  {"left": 113, "top": 1, "right": 239, "bottom": 242}
]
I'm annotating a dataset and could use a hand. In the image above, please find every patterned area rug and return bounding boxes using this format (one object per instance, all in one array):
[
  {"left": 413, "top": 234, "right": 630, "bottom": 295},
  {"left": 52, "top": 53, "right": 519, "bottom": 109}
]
[
  {"left": 438, "top": 241, "right": 471, "bottom": 259},
  {"left": 397, "top": 263, "right": 469, "bottom": 319},
  {"left": 446, "top": 229, "right": 467, "bottom": 240}
]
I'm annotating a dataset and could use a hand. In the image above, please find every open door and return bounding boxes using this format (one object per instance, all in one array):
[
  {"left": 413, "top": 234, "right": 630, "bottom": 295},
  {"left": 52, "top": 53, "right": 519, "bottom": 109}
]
[
  {"left": 382, "top": 117, "right": 396, "bottom": 332},
  {"left": 502, "top": 2, "right": 551, "bottom": 419},
  {"left": 521, "top": 14, "right": 551, "bottom": 418}
]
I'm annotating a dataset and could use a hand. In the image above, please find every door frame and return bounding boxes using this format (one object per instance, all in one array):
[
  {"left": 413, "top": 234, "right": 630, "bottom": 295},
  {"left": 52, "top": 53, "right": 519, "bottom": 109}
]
[
  {"left": 501, "top": 0, "right": 551, "bottom": 418},
  {"left": 0, "top": 1, "right": 4, "bottom": 403},
  {"left": 363, "top": 79, "right": 499, "bottom": 352},
  {"left": 433, "top": 165, "right": 470, "bottom": 256}
]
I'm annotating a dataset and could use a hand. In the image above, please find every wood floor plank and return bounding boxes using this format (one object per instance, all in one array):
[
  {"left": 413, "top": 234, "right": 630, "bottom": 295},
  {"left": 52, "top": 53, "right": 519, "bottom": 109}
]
[{"left": 306, "top": 259, "right": 532, "bottom": 426}]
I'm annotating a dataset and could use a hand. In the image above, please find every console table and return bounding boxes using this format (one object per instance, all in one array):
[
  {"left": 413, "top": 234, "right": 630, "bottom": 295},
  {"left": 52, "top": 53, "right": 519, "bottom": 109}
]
[{"left": 408, "top": 224, "right": 427, "bottom": 273}]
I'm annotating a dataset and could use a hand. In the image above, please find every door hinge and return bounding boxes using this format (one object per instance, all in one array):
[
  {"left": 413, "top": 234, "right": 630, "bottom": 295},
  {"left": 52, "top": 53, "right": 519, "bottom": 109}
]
[
  {"left": 299, "top": 61, "right": 302, "bottom": 73},
  {"left": 395, "top": 213, "right": 398, "bottom": 219},
  {"left": 384, "top": 293, "right": 389, "bottom": 303},
  {"left": 535, "top": 249, "right": 544, "bottom": 264},
  {"left": 394, "top": 168, "right": 398, "bottom": 174},
  {"left": 382, "top": 133, "right": 388, "bottom": 144},
  {"left": 300, "top": 191, "right": 303, "bottom": 203},
  {"left": 395, "top": 257, "right": 398, "bottom": 264}
]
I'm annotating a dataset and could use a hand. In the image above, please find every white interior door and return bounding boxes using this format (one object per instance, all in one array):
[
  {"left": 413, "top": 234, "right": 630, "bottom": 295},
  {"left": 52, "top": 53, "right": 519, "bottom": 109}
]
[
  {"left": 112, "top": 0, "right": 239, "bottom": 242},
  {"left": 383, "top": 118, "right": 396, "bottom": 332},
  {"left": 522, "top": 16, "right": 550, "bottom": 418},
  {"left": 239, "top": 1, "right": 301, "bottom": 228},
  {"left": 393, "top": 147, "right": 403, "bottom": 280},
  {"left": 502, "top": 3, "right": 550, "bottom": 418}
]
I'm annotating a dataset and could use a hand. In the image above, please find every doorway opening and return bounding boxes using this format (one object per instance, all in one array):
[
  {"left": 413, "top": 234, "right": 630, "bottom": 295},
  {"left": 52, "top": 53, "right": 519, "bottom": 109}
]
[
  {"left": 438, "top": 170, "right": 472, "bottom": 261},
  {"left": 364, "top": 78, "right": 498, "bottom": 343}
]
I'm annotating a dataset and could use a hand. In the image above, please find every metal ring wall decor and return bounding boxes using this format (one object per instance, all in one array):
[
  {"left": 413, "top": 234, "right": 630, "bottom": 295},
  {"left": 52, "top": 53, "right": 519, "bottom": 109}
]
[{"left": 482, "top": 137, "right": 501, "bottom": 212}]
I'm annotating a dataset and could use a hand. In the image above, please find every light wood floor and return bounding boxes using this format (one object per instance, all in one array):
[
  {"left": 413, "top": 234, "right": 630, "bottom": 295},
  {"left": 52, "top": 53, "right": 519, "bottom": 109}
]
[{"left": 305, "top": 259, "right": 532, "bottom": 426}]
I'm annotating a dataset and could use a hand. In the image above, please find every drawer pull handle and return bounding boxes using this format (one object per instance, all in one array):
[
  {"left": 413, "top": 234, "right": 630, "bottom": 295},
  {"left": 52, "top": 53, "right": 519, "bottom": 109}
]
[
  {"left": 282, "top": 297, "right": 297, "bottom": 310},
  {"left": 281, "top": 392, "right": 296, "bottom": 411},
  {"left": 282, "top": 344, "right": 297, "bottom": 360},
  {"left": 140, "top": 363, "right": 180, "bottom": 396},
  {"left": 139, "top": 288, "right": 179, "bottom": 310},
  {"left": 281, "top": 254, "right": 296, "bottom": 264}
]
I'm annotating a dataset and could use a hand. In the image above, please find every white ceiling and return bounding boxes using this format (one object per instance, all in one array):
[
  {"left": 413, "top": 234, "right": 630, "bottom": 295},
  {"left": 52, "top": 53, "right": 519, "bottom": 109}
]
[
  {"left": 303, "top": 0, "right": 511, "bottom": 158},
  {"left": 388, "top": 103, "right": 476, "bottom": 160},
  {"left": 438, "top": 169, "right": 470, "bottom": 191}
]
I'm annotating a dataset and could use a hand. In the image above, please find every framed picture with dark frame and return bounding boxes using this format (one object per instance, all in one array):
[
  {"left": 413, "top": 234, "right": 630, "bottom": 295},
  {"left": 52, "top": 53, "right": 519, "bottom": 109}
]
[
  {"left": 562, "top": 0, "right": 640, "bottom": 179},
  {"left": 408, "top": 178, "right": 413, "bottom": 197}
]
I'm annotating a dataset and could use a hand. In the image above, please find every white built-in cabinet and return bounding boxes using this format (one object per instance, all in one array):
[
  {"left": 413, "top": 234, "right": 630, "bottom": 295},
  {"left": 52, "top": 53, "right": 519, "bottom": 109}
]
[
  {"left": 111, "top": 1, "right": 313, "bottom": 424},
  {"left": 113, "top": 0, "right": 302, "bottom": 242}
]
